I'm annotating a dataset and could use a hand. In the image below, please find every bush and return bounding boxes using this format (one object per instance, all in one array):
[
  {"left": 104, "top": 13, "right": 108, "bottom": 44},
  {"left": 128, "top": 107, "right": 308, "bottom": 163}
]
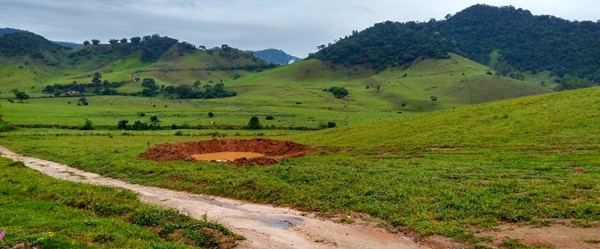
[
  {"left": 247, "top": 116, "right": 261, "bottom": 129},
  {"left": 328, "top": 87, "right": 349, "bottom": 99},
  {"left": 208, "top": 112, "right": 214, "bottom": 118},
  {"left": 266, "top": 115, "right": 275, "bottom": 120},
  {"left": 80, "top": 119, "right": 94, "bottom": 130}
]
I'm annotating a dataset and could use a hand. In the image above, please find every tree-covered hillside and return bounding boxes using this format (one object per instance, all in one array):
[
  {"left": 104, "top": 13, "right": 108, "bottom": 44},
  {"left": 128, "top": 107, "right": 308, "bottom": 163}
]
[
  {"left": 310, "top": 4, "right": 600, "bottom": 90},
  {"left": 413, "top": 4, "right": 600, "bottom": 85},
  {"left": 0, "top": 28, "right": 28, "bottom": 37},
  {"left": 309, "top": 21, "right": 449, "bottom": 71},
  {"left": 0, "top": 32, "right": 69, "bottom": 66}
]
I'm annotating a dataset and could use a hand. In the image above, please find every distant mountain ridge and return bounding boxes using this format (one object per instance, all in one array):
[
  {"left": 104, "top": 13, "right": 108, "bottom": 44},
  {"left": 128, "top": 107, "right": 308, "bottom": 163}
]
[
  {"left": 0, "top": 27, "right": 28, "bottom": 37},
  {"left": 246, "top": 49, "right": 300, "bottom": 65},
  {"left": 1, "top": 27, "right": 82, "bottom": 49},
  {"left": 0, "top": 31, "right": 276, "bottom": 89}
]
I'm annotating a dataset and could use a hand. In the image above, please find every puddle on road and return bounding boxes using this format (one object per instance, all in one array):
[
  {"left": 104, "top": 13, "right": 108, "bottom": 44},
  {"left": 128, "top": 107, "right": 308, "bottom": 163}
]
[{"left": 266, "top": 220, "right": 294, "bottom": 229}]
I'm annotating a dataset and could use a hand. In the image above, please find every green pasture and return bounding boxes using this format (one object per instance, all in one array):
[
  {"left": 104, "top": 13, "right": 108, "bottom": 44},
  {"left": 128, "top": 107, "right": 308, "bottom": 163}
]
[
  {"left": 0, "top": 157, "right": 241, "bottom": 249},
  {"left": 0, "top": 94, "right": 395, "bottom": 128},
  {"left": 1, "top": 86, "right": 599, "bottom": 246}
]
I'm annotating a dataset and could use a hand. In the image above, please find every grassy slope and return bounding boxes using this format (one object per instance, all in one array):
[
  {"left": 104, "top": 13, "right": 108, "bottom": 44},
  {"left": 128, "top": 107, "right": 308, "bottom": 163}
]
[
  {"left": 1, "top": 87, "right": 598, "bottom": 246},
  {"left": 293, "top": 85, "right": 600, "bottom": 151},
  {"left": 0, "top": 53, "right": 554, "bottom": 132},
  {"left": 0, "top": 45, "right": 268, "bottom": 96},
  {"left": 0, "top": 157, "right": 241, "bottom": 249},
  {"left": 227, "top": 53, "right": 551, "bottom": 113}
]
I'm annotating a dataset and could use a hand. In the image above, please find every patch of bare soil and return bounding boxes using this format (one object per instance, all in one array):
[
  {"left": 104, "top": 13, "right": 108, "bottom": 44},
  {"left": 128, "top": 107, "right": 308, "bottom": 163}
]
[
  {"left": 0, "top": 146, "right": 429, "bottom": 249},
  {"left": 141, "top": 138, "right": 317, "bottom": 166},
  {"left": 475, "top": 220, "right": 600, "bottom": 249}
]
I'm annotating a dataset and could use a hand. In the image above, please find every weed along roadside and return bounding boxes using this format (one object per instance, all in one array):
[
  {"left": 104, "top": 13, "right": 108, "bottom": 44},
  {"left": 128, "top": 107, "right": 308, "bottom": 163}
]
[{"left": 0, "top": 146, "right": 427, "bottom": 249}]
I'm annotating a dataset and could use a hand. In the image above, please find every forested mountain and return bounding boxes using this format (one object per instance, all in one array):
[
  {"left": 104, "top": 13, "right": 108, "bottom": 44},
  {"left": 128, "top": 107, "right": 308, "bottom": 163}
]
[
  {"left": 310, "top": 4, "right": 600, "bottom": 90},
  {"left": 309, "top": 21, "right": 449, "bottom": 71},
  {"left": 0, "top": 32, "right": 273, "bottom": 71},
  {"left": 413, "top": 4, "right": 600, "bottom": 85},
  {"left": 54, "top": 41, "right": 81, "bottom": 49},
  {"left": 0, "top": 28, "right": 28, "bottom": 37},
  {"left": 0, "top": 32, "right": 69, "bottom": 66},
  {"left": 247, "top": 49, "right": 300, "bottom": 65}
]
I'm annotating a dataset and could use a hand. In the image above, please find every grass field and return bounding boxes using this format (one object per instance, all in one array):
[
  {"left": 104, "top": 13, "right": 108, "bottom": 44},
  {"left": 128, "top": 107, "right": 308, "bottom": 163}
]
[
  {"left": 1, "top": 86, "right": 598, "bottom": 247},
  {"left": 1, "top": 48, "right": 594, "bottom": 248},
  {"left": 0, "top": 157, "right": 241, "bottom": 249}
]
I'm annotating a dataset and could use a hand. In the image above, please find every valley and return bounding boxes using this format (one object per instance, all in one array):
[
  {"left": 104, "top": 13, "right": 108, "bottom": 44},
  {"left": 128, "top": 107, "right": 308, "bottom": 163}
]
[{"left": 1, "top": 3, "right": 600, "bottom": 249}]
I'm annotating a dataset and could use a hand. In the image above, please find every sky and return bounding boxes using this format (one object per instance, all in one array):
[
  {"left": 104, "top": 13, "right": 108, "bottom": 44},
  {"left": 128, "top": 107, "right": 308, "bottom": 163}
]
[{"left": 1, "top": 0, "right": 598, "bottom": 58}]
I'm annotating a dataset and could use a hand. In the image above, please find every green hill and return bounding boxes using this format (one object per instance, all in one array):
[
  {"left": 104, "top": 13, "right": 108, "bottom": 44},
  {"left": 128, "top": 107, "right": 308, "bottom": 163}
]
[
  {"left": 228, "top": 53, "right": 551, "bottom": 113},
  {"left": 309, "top": 4, "right": 600, "bottom": 90},
  {"left": 294, "top": 85, "right": 600, "bottom": 151},
  {"left": 0, "top": 33, "right": 274, "bottom": 95}
]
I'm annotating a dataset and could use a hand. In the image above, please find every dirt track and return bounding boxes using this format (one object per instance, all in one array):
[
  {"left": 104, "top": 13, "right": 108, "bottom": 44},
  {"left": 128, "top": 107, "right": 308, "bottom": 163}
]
[{"left": 0, "top": 146, "right": 427, "bottom": 249}]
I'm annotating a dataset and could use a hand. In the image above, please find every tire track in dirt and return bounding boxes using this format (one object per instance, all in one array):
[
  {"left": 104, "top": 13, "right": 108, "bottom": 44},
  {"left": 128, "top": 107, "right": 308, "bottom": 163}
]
[{"left": 0, "top": 146, "right": 427, "bottom": 249}]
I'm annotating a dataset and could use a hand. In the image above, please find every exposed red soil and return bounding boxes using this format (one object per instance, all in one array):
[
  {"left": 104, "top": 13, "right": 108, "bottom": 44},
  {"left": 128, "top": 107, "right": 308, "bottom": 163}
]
[{"left": 141, "top": 138, "right": 318, "bottom": 166}]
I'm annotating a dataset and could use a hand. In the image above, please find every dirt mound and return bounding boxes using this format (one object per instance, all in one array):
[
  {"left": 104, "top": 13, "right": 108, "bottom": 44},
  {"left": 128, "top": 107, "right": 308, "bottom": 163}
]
[{"left": 141, "top": 138, "right": 318, "bottom": 166}]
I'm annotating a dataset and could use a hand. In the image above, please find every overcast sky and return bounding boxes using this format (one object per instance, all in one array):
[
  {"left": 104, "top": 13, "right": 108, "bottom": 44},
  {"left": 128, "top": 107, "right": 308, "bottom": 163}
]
[{"left": 1, "top": 0, "right": 598, "bottom": 57}]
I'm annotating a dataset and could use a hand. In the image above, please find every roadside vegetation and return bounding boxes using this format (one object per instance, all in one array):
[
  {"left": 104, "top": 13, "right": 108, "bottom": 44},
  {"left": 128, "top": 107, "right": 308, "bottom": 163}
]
[{"left": 0, "top": 157, "right": 242, "bottom": 249}]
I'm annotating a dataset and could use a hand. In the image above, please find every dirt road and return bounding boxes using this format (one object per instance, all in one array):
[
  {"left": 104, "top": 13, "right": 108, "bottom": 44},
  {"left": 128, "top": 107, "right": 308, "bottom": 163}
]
[{"left": 0, "top": 146, "right": 427, "bottom": 249}]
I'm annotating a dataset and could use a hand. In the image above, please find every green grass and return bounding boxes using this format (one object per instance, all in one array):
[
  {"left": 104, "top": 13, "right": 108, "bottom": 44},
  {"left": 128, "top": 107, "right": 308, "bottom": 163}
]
[
  {"left": 1, "top": 86, "right": 599, "bottom": 245},
  {"left": 0, "top": 157, "right": 241, "bottom": 249}
]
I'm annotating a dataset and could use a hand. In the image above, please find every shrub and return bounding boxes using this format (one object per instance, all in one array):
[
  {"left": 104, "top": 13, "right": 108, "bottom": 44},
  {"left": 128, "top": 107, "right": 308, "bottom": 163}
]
[
  {"left": 266, "top": 115, "right": 275, "bottom": 120},
  {"left": 247, "top": 116, "right": 261, "bottom": 129},
  {"left": 80, "top": 119, "right": 94, "bottom": 130},
  {"left": 328, "top": 87, "right": 349, "bottom": 99}
]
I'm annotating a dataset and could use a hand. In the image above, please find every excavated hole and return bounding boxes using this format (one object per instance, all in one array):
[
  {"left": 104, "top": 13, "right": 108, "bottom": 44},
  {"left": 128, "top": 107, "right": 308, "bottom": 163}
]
[{"left": 141, "top": 138, "right": 318, "bottom": 166}]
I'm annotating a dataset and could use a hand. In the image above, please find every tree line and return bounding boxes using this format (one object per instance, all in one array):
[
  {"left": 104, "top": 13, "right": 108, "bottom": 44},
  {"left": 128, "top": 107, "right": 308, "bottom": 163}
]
[{"left": 139, "top": 78, "right": 237, "bottom": 99}]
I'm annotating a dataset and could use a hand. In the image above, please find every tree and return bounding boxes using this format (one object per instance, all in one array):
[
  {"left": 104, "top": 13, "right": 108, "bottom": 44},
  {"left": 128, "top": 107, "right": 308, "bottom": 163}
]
[
  {"left": 117, "top": 120, "right": 129, "bottom": 130},
  {"left": 143, "top": 35, "right": 151, "bottom": 41},
  {"left": 92, "top": 72, "right": 102, "bottom": 86},
  {"left": 247, "top": 116, "right": 261, "bottom": 129},
  {"left": 108, "top": 39, "right": 119, "bottom": 45},
  {"left": 78, "top": 97, "right": 88, "bottom": 106},
  {"left": 141, "top": 78, "right": 159, "bottom": 96},
  {"left": 83, "top": 40, "right": 90, "bottom": 46},
  {"left": 132, "top": 120, "right": 148, "bottom": 130},
  {"left": 91, "top": 39, "right": 100, "bottom": 45},
  {"left": 149, "top": 115, "right": 160, "bottom": 127},
  {"left": 120, "top": 38, "right": 128, "bottom": 44},
  {"left": 208, "top": 112, "right": 214, "bottom": 118},
  {"left": 193, "top": 80, "right": 201, "bottom": 89},
  {"left": 130, "top": 36, "right": 141, "bottom": 45},
  {"left": 328, "top": 87, "right": 349, "bottom": 99},
  {"left": 15, "top": 92, "right": 29, "bottom": 103},
  {"left": 430, "top": 96, "right": 438, "bottom": 105},
  {"left": 80, "top": 119, "right": 93, "bottom": 130}
]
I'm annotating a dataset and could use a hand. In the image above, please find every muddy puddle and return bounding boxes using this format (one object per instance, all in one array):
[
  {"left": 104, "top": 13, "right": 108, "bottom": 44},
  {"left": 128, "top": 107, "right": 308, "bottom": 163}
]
[{"left": 192, "top": 152, "right": 265, "bottom": 162}]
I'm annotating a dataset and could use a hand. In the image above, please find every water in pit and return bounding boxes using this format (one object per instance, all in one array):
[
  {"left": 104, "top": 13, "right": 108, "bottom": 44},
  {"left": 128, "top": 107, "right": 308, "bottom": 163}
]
[{"left": 192, "top": 152, "right": 265, "bottom": 162}]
